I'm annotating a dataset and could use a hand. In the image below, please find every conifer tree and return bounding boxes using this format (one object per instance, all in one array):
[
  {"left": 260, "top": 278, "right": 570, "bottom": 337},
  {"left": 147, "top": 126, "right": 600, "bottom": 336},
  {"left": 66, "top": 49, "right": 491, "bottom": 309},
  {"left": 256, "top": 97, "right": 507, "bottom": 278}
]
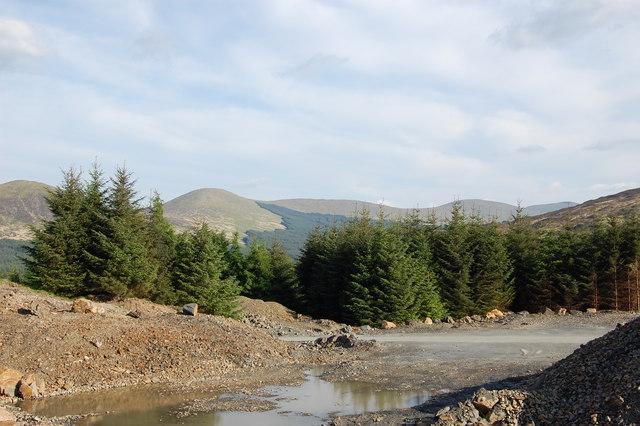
[
  {"left": 297, "top": 224, "right": 342, "bottom": 318},
  {"left": 81, "top": 162, "right": 111, "bottom": 296},
  {"left": 268, "top": 240, "right": 300, "bottom": 308},
  {"left": 25, "top": 167, "right": 86, "bottom": 296},
  {"left": 144, "top": 191, "right": 177, "bottom": 303},
  {"left": 506, "top": 206, "right": 541, "bottom": 312},
  {"left": 537, "top": 226, "right": 591, "bottom": 310},
  {"left": 393, "top": 211, "right": 446, "bottom": 319},
  {"left": 433, "top": 201, "right": 474, "bottom": 317},
  {"left": 243, "top": 237, "right": 274, "bottom": 299},
  {"left": 467, "top": 218, "right": 514, "bottom": 313},
  {"left": 172, "top": 223, "right": 240, "bottom": 317},
  {"left": 93, "top": 166, "right": 156, "bottom": 299}
]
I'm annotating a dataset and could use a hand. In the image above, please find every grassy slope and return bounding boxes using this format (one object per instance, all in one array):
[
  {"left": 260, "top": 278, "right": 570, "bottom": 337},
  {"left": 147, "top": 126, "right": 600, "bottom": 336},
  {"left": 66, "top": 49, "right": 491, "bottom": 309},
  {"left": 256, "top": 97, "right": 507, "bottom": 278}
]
[
  {"left": 531, "top": 188, "right": 640, "bottom": 229},
  {"left": 245, "top": 203, "right": 350, "bottom": 258},
  {"left": 163, "top": 188, "right": 285, "bottom": 237}
]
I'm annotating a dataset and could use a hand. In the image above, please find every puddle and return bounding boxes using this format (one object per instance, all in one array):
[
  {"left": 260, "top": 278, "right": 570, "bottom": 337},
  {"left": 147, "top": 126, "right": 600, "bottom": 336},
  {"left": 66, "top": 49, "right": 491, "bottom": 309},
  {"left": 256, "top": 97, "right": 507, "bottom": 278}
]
[{"left": 18, "top": 369, "right": 429, "bottom": 425}]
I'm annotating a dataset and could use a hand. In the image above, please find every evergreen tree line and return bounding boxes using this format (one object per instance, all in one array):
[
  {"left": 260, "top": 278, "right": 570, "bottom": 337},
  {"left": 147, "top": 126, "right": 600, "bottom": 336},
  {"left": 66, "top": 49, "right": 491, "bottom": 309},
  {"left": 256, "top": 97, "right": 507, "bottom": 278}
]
[
  {"left": 22, "top": 166, "right": 640, "bottom": 325},
  {"left": 22, "top": 165, "right": 296, "bottom": 318},
  {"left": 291, "top": 203, "right": 640, "bottom": 325}
]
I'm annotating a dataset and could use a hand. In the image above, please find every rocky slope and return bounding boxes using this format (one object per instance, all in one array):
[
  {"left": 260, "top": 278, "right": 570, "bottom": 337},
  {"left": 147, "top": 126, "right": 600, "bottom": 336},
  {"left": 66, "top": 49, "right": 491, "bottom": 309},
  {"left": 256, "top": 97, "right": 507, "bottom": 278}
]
[
  {"left": 434, "top": 316, "right": 640, "bottom": 425},
  {"left": 0, "top": 280, "right": 298, "bottom": 397},
  {"left": 532, "top": 187, "right": 640, "bottom": 229},
  {"left": 0, "top": 181, "right": 53, "bottom": 240}
]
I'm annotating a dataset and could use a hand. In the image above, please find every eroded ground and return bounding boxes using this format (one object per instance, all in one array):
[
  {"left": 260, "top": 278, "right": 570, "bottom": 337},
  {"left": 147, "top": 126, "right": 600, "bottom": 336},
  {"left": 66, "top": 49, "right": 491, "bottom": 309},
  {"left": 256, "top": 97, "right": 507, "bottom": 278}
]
[{"left": 1, "top": 279, "right": 638, "bottom": 425}]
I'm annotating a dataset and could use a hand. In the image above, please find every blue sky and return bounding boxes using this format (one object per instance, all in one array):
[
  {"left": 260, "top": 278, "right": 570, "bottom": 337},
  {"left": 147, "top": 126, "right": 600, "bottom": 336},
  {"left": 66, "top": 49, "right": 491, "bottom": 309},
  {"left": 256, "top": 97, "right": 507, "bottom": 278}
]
[{"left": 1, "top": 0, "right": 639, "bottom": 207}]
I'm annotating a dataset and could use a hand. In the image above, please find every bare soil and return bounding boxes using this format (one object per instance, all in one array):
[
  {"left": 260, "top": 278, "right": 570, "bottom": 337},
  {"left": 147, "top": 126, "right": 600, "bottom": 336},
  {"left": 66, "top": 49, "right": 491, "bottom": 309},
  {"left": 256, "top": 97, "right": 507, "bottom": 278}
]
[{"left": 1, "top": 279, "right": 638, "bottom": 425}]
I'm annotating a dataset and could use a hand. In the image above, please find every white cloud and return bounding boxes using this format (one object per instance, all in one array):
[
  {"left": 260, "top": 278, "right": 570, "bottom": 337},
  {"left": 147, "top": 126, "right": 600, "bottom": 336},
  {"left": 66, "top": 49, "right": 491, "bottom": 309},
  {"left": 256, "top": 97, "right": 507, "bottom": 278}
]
[{"left": 0, "top": 17, "right": 47, "bottom": 68}]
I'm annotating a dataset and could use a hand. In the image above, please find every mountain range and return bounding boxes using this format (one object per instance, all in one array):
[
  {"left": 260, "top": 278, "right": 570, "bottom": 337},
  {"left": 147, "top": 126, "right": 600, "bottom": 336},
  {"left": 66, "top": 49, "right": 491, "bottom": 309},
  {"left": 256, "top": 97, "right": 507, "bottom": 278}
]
[{"left": 2, "top": 179, "right": 638, "bottom": 255}]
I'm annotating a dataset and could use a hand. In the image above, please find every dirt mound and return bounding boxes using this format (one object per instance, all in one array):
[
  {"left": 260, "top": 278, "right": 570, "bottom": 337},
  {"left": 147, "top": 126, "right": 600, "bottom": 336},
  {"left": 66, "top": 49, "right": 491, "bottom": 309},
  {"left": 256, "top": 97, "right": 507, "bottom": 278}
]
[
  {"left": 239, "top": 296, "right": 297, "bottom": 323},
  {"left": 435, "top": 317, "right": 640, "bottom": 425},
  {"left": 0, "top": 280, "right": 294, "bottom": 397}
]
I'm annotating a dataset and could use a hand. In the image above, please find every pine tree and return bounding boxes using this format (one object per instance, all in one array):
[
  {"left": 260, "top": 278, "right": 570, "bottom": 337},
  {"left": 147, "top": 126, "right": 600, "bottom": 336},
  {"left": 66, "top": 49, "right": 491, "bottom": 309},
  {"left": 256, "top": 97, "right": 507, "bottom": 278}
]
[
  {"left": 467, "top": 218, "right": 514, "bottom": 314},
  {"left": 268, "top": 240, "right": 300, "bottom": 307},
  {"left": 433, "top": 201, "right": 474, "bottom": 317},
  {"left": 172, "top": 223, "right": 240, "bottom": 317},
  {"left": 81, "top": 162, "right": 111, "bottom": 296},
  {"left": 537, "top": 226, "right": 591, "bottom": 310},
  {"left": 144, "top": 191, "right": 177, "bottom": 303},
  {"left": 621, "top": 214, "right": 640, "bottom": 311},
  {"left": 24, "top": 167, "right": 87, "bottom": 296},
  {"left": 94, "top": 166, "right": 156, "bottom": 299},
  {"left": 393, "top": 211, "right": 446, "bottom": 319},
  {"left": 243, "top": 237, "right": 274, "bottom": 299},
  {"left": 223, "top": 232, "right": 248, "bottom": 283},
  {"left": 506, "top": 206, "right": 541, "bottom": 312},
  {"left": 297, "top": 224, "right": 342, "bottom": 319}
]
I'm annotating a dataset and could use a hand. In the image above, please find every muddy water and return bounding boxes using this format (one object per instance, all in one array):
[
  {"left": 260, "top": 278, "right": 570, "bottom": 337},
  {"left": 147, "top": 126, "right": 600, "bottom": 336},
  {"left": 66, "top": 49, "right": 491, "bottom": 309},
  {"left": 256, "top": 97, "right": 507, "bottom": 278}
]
[{"left": 18, "top": 369, "right": 429, "bottom": 425}]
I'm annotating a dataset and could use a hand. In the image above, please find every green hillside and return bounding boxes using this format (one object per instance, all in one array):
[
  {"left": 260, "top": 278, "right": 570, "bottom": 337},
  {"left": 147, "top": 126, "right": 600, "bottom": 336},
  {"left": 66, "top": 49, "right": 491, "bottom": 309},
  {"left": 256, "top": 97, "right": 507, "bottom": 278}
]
[
  {"left": 245, "top": 203, "right": 350, "bottom": 258},
  {"left": 0, "top": 239, "right": 30, "bottom": 278},
  {"left": 164, "top": 188, "right": 284, "bottom": 238}
]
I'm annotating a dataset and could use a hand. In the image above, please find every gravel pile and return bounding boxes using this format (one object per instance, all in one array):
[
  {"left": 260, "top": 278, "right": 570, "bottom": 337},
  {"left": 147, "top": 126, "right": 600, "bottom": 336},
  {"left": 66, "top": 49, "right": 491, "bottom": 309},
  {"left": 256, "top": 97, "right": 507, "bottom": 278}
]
[{"left": 436, "top": 316, "right": 640, "bottom": 425}]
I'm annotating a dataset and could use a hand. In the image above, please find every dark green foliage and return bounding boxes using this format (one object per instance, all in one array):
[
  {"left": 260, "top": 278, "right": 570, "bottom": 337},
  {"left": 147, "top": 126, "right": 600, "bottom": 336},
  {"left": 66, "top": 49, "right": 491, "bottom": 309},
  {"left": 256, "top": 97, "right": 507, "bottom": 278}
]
[
  {"left": 467, "top": 218, "right": 514, "bottom": 313},
  {"left": 243, "top": 237, "right": 274, "bottom": 299},
  {"left": 143, "top": 192, "right": 177, "bottom": 303},
  {"left": 589, "top": 217, "right": 625, "bottom": 310},
  {"left": 172, "top": 223, "right": 240, "bottom": 318},
  {"left": 20, "top": 164, "right": 242, "bottom": 319},
  {"left": 267, "top": 240, "right": 301, "bottom": 308},
  {"left": 536, "top": 227, "right": 592, "bottom": 310},
  {"left": 506, "top": 206, "right": 541, "bottom": 312},
  {"left": 24, "top": 168, "right": 87, "bottom": 297},
  {"left": 298, "top": 212, "right": 446, "bottom": 325},
  {"left": 432, "top": 201, "right": 474, "bottom": 317},
  {"left": 98, "top": 166, "right": 157, "bottom": 299}
]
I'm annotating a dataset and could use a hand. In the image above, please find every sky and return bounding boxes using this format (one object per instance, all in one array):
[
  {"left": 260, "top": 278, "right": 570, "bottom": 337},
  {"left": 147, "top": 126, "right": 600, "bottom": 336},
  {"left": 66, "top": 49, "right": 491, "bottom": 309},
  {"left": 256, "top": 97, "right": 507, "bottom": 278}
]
[{"left": 1, "top": 0, "right": 639, "bottom": 208}]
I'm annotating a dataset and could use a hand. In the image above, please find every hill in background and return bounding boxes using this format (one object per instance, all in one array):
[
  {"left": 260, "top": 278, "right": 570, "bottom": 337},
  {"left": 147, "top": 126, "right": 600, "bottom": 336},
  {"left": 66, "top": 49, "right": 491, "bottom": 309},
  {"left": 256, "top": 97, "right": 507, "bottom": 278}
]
[
  {"left": 163, "top": 188, "right": 285, "bottom": 238},
  {"left": 4, "top": 177, "right": 640, "bottom": 262},
  {"left": 0, "top": 180, "right": 53, "bottom": 240},
  {"left": 266, "top": 198, "right": 577, "bottom": 223},
  {"left": 531, "top": 188, "right": 640, "bottom": 229}
]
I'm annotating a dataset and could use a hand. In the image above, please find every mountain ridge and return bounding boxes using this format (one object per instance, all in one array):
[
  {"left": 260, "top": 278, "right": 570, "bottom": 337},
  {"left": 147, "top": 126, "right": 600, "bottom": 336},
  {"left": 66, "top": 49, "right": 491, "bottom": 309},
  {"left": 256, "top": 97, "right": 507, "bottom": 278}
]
[{"left": 4, "top": 179, "right": 639, "bottom": 244}]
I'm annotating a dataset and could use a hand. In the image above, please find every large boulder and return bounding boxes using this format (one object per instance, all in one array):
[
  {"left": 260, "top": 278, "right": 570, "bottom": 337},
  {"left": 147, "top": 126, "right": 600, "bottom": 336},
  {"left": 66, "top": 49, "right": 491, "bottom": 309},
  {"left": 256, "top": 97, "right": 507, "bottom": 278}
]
[
  {"left": 380, "top": 320, "right": 396, "bottom": 329},
  {"left": 183, "top": 303, "right": 198, "bottom": 316},
  {"left": 72, "top": 298, "right": 104, "bottom": 314},
  {"left": 0, "top": 368, "right": 44, "bottom": 399},
  {"left": 488, "top": 309, "right": 504, "bottom": 318},
  {"left": 0, "top": 366, "right": 22, "bottom": 397}
]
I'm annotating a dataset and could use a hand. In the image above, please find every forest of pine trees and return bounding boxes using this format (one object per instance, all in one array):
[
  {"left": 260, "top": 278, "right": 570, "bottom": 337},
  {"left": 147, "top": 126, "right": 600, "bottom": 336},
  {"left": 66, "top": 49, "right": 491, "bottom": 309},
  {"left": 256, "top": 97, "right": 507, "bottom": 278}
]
[{"left": 20, "top": 166, "right": 640, "bottom": 324}]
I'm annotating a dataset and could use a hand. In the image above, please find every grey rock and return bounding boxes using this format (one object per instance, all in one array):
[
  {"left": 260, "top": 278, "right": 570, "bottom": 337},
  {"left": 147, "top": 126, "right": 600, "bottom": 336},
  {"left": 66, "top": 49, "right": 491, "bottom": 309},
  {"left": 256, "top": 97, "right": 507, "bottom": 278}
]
[{"left": 182, "top": 303, "right": 198, "bottom": 316}]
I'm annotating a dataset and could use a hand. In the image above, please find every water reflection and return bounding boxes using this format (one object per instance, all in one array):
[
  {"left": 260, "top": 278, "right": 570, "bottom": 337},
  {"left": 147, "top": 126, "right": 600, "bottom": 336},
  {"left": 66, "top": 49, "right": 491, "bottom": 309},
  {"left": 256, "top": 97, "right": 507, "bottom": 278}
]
[{"left": 19, "top": 370, "right": 429, "bottom": 426}]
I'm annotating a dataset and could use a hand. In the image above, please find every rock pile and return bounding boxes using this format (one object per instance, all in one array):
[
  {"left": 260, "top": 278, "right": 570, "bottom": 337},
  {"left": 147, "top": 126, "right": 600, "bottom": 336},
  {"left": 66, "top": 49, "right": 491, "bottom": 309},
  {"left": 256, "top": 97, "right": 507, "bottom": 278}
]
[
  {"left": 435, "top": 317, "right": 640, "bottom": 425},
  {"left": 314, "top": 334, "right": 359, "bottom": 349},
  {"left": 0, "top": 366, "right": 45, "bottom": 399},
  {"left": 521, "top": 317, "right": 640, "bottom": 425}
]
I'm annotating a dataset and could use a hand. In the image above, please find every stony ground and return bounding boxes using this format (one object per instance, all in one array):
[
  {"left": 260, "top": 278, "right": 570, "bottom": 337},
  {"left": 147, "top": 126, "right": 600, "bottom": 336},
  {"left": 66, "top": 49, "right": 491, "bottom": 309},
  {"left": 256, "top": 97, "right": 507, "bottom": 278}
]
[
  {"left": 1, "top": 279, "right": 639, "bottom": 425},
  {"left": 0, "top": 280, "right": 366, "bottom": 424}
]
